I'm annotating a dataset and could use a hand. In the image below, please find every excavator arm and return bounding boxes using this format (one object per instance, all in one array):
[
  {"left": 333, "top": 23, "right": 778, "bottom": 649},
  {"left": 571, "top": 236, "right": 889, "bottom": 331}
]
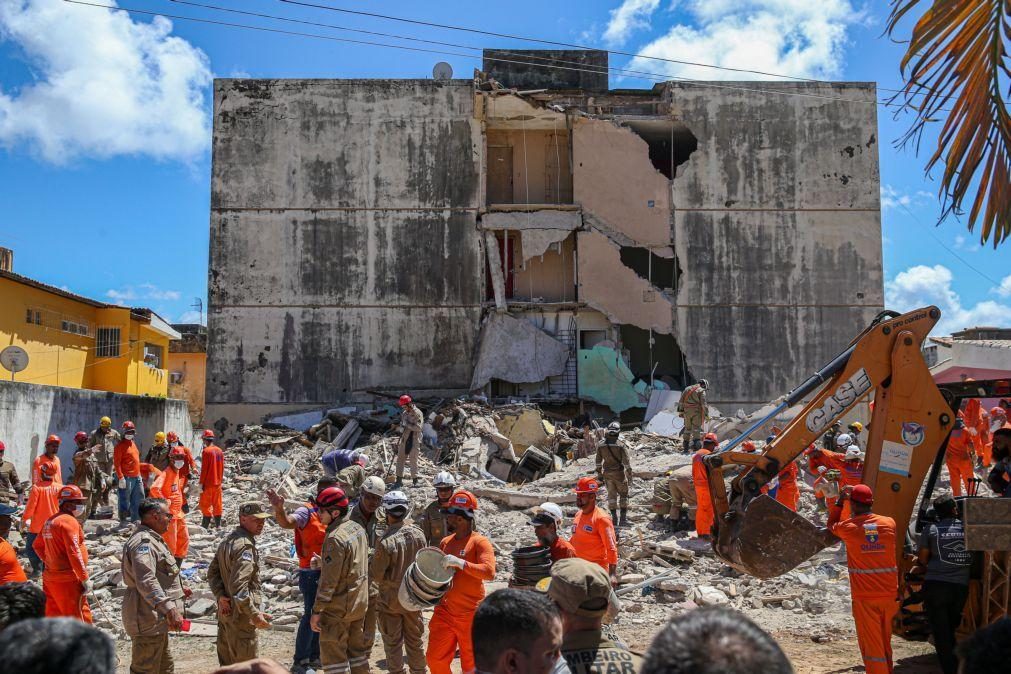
[{"left": 703, "top": 306, "right": 953, "bottom": 578}]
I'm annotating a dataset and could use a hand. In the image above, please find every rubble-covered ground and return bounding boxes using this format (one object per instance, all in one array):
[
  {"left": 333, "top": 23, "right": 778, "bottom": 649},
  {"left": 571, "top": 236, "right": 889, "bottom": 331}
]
[{"left": 9, "top": 402, "right": 945, "bottom": 673}]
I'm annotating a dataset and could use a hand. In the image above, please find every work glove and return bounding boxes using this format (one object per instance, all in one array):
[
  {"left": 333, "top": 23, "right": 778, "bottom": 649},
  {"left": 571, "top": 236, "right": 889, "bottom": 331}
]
[
  {"left": 118, "top": 478, "right": 127, "bottom": 490},
  {"left": 310, "top": 553, "right": 322, "bottom": 570},
  {"left": 82, "top": 580, "right": 94, "bottom": 595},
  {"left": 442, "top": 555, "right": 465, "bottom": 570}
]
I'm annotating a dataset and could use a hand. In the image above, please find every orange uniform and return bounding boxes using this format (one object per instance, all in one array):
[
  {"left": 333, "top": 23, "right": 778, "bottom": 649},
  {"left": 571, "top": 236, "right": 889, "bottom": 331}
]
[
  {"left": 692, "top": 448, "right": 713, "bottom": 535},
  {"left": 815, "top": 451, "right": 863, "bottom": 520},
  {"left": 830, "top": 510, "right": 899, "bottom": 674},
  {"left": 32, "top": 454, "right": 62, "bottom": 486},
  {"left": 199, "top": 444, "right": 225, "bottom": 517},
  {"left": 140, "top": 463, "right": 161, "bottom": 489},
  {"left": 113, "top": 439, "right": 141, "bottom": 478},
  {"left": 769, "top": 460, "right": 800, "bottom": 512},
  {"left": 0, "top": 538, "right": 27, "bottom": 583},
  {"left": 24, "top": 482, "right": 60, "bottom": 534},
  {"left": 945, "top": 428, "right": 975, "bottom": 497},
  {"left": 294, "top": 503, "right": 327, "bottom": 569},
  {"left": 33, "top": 511, "right": 92, "bottom": 623},
  {"left": 150, "top": 465, "right": 189, "bottom": 558},
  {"left": 427, "top": 531, "right": 496, "bottom": 674},
  {"left": 569, "top": 506, "right": 618, "bottom": 570},
  {"left": 177, "top": 445, "right": 197, "bottom": 493},
  {"left": 545, "top": 535, "right": 577, "bottom": 562}
]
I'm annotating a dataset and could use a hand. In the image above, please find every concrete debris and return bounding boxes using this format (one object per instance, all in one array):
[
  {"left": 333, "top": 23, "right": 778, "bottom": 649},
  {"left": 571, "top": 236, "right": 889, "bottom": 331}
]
[{"left": 470, "top": 313, "right": 571, "bottom": 390}]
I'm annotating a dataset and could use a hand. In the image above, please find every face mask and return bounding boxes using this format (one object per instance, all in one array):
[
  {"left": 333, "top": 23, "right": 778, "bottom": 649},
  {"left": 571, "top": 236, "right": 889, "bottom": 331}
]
[
  {"left": 125, "top": 433, "right": 135, "bottom": 440},
  {"left": 172, "top": 460, "right": 185, "bottom": 470},
  {"left": 169, "top": 441, "right": 178, "bottom": 448},
  {"left": 72, "top": 504, "right": 87, "bottom": 517}
]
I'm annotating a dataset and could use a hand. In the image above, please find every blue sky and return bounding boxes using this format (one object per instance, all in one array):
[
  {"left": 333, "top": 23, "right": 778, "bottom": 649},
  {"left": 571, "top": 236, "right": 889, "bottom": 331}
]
[{"left": 1, "top": 0, "right": 1008, "bottom": 335}]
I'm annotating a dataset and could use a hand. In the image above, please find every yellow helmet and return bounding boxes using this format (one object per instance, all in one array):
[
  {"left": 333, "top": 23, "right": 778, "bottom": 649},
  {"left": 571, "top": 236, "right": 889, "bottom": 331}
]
[
  {"left": 154, "top": 431, "right": 166, "bottom": 444},
  {"left": 100, "top": 416, "right": 112, "bottom": 428},
  {"left": 849, "top": 421, "right": 864, "bottom": 432}
]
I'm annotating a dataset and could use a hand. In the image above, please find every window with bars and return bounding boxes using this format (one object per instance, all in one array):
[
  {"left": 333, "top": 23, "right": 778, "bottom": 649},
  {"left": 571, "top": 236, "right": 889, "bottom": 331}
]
[
  {"left": 25, "top": 308, "right": 42, "bottom": 326},
  {"left": 61, "top": 317, "right": 92, "bottom": 337},
  {"left": 96, "top": 327, "right": 121, "bottom": 357},
  {"left": 143, "top": 343, "right": 164, "bottom": 368}
]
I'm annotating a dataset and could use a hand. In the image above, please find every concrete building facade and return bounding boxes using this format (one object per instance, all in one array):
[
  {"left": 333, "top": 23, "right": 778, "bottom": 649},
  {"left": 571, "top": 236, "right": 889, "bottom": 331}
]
[{"left": 207, "top": 51, "right": 883, "bottom": 427}]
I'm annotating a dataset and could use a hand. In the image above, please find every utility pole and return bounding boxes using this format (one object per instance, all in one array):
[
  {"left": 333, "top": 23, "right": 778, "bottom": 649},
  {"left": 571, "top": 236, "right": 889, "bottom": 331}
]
[{"left": 191, "top": 298, "right": 204, "bottom": 325}]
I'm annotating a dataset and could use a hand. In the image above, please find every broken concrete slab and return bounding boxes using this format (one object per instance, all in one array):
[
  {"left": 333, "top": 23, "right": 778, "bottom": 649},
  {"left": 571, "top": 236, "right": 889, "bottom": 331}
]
[
  {"left": 472, "top": 486, "right": 576, "bottom": 508},
  {"left": 470, "top": 313, "right": 570, "bottom": 390},
  {"left": 519, "top": 228, "right": 571, "bottom": 261},
  {"left": 481, "top": 209, "right": 580, "bottom": 232},
  {"left": 495, "top": 407, "right": 553, "bottom": 454}
]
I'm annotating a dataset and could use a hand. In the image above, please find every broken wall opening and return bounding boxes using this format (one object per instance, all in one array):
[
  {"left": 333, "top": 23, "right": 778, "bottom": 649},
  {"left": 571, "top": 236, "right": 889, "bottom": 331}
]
[
  {"left": 619, "top": 324, "right": 694, "bottom": 390},
  {"left": 622, "top": 119, "right": 697, "bottom": 180},
  {"left": 486, "top": 129, "right": 573, "bottom": 205},
  {"left": 619, "top": 246, "right": 681, "bottom": 293},
  {"left": 485, "top": 231, "right": 576, "bottom": 303}
]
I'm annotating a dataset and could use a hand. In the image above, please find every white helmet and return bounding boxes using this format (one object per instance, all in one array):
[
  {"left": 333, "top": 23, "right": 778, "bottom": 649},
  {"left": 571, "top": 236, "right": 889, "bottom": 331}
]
[
  {"left": 434, "top": 471, "right": 457, "bottom": 488},
  {"left": 530, "top": 502, "right": 564, "bottom": 527},
  {"left": 844, "top": 446, "right": 865, "bottom": 462},
  {"left": 382, "top": 490, "right": 410, "bottom": 515},
  {"left": 362, "top": 475, "right": 386, "bottom": 497},
  {"left": 835, "top": 433, "right": 853, "bottom": 449}
]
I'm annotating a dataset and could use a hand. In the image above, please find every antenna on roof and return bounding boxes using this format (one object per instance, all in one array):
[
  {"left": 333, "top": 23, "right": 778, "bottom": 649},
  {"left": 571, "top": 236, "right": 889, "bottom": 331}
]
[
  {"left": 192, "top": 298, "right": 204, "bottom": 326},
  {"left": 432, "top": 62, "right": 453, "bottom": 80}
]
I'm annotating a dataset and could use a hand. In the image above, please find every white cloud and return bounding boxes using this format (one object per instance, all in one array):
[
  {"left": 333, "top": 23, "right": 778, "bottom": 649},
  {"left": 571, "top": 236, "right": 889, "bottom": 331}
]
[
  {"left": 995, "top": 275, "right": 1011, "bottom": 298},
  {"left": 603, "top": 0, "right": 661, "bottom": 46},
  {"left": 106, "top": 284, "right": 180, "bottom": 305},
  {"left": 885, "top": 265, "right": 1011, "bottom": 335},
  {"left": 881, "top": 184, "right": 913, "bottom": 210},
  {"left": 138, "top": 283, "right": 181, "bottom": 301},
  {"left": 175, "top": 310, "right": 204, "bottom": 325},
  {"left": 627, "top": 1, "right": 861, "bottom": 81},
  {"left": 0, "top": 0, "right": 212, "bottom": 163}
]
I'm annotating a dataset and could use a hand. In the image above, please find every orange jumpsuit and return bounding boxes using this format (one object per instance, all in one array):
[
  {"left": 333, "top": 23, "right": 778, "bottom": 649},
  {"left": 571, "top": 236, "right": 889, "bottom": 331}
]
[
  {"left": 963, "top": 400, "right": 989, "bottom": 465},
  {"left": 114, "top": 439, "right": 141, "bottom": 479},
  {"left": 199, "top": 444, "right": 225, "bottom": 517},
  {"left": 140, "top": 463, "right": 161, "bottom": 494},
  {"left": 32, "top": 454, "right": 62, "bottom": 486},
  {"left": 427, "top": 531, "right": 496, "bottom": 674},
  {"left": 945, "top": 429, "right": 975, "bottom": 497},
  {"left": 177, "top": 445, "right": 196, "bottom": 497},
  {"left": 24, "top": 482, "right": 60, "bottom": 534},
  {"left": 569, "top": 506, "right": 618, "bottom": 570},
  {"left": 0, "top": 537, "right": 27, "bottom": 583},
  {"left": 33, "top": 511, "right": 92, "bottom": 623},
  {"left": 830, "top": 510, "right": 899, "bottom": 674},
  {"left": 813, "top": 451, "right": 863, "bottom": 520},
  {"left": 765, "top": 460, "right": 800, "bottom": 512},
  {"left": 691, "top": 448, "right": 713, "bottom": 535},
  {"left": 150, "top": 465, "right": 189, "bottom": 558}
]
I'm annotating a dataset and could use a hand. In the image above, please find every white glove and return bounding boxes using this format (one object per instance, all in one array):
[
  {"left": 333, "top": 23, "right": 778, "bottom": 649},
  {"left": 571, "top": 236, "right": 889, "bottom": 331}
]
[
  {"left": 118, "top": 478, "right": 127, "bottom": 489},
  {"left": 310, "top": 553, "right": 322, "bottom": 570},
  {"left": 82, "top": 580, "right": 94, "bottom": 595},
  {"left": 443, "top": 555, "right": 465, "bottom": 570}
]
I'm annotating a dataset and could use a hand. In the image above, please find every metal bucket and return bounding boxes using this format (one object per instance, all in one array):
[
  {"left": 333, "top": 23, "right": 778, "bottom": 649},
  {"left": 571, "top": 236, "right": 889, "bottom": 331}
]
[
  {"left": 397, "top": 547, "right": 456, "bottom": 611},
  {"left": 414, "top": 547, "right": 454, "bottom": 586}
]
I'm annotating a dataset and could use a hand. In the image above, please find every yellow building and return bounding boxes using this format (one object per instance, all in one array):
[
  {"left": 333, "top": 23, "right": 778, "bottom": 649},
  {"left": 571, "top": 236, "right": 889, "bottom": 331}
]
[
  {"left": 0, "top": 261, "right": 180, "bottom": 397},
  {"left": 167, "top": 324, "right": 207, "bottom": 425}
]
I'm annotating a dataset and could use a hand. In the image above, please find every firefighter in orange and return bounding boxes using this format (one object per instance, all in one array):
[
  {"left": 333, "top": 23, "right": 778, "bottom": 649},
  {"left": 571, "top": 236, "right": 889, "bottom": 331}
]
[
  {"left": 199, "top": 429, "right": 225, "bottom": 528},
  {"left": 569, "top": 477, "right": 618, "bottom": 585},
  {"left": 770, "top": 459, "right": 800, "bottom": 512},
  {"left": 167, "top": 431, "right": 196, "bottom": 512},
  {"left": 22, "top": 460, "right": 61, "bottom": 576},
  {"left": 33, "top": 484, "right": 93, "bottom": 623},
  {"left": 826, "top": 484, "right": 898, "bottom": 674},
  {"left": 33, "top": 434, "right": 63, "bottom": 486},
  {"left": 115, "top": 421, "right": 144, "bottom": 522},
  {"left": 426, "top": 490, "right": 496, "bottom": 674},
  {"left": 809, "top": 438, "right": 864, "bottom": 520},
  {"left": 691, "top": 433, "right": 718, "bottom": 539},
  {"left": 150, "top": 446, "right": 190, "bottom": 565},
  {"left": 945, "top": 418, "right": 976, "bottom": 497}
]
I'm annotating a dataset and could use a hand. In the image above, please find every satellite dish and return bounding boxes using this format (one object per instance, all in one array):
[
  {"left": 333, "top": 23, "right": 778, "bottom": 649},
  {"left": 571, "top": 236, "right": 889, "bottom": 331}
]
[
  {"left": 0, "top": 345, "right": 29, "bottom": 379},
  {"left": 432, "top": 62, "right": 453, "bottom": 80}
]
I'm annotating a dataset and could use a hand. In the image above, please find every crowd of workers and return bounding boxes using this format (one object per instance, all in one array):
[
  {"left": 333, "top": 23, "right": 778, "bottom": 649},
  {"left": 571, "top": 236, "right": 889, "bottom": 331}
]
[{"left": 0, "top": 392, "right": 1009, "bottom": 674}]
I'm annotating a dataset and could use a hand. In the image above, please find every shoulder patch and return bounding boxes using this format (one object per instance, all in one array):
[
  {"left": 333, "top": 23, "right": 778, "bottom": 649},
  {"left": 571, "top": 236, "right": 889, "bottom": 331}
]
[
  {"left": 137, "top": 544, "right": 150, "bottom": 554},
  {"left": 240, "top": 550, "right": 254, "bottom": 562}
]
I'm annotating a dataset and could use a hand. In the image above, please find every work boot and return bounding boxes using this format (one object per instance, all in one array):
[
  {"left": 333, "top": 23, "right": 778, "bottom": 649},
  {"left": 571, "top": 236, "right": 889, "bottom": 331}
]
[
  {"left": 213, "top": 516, "right": 222, "bottom": 528},
  {"left": 412, "top": 477, "right": 420, "bottom": 488},
  {"left": 392, "top": 478, "right": 403, "bottom": 490},
  {"left": 619, "top": 509, "right": 628, "bottom": 527},
  {"left": 201, "top": 515, "right": 211, "bottom": 529}
]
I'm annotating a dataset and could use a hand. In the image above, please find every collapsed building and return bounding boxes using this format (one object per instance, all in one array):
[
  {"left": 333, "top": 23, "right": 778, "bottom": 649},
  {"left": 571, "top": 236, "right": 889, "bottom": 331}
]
[{"left": 206, "top": 50, "right": 884, "bottom": 428}]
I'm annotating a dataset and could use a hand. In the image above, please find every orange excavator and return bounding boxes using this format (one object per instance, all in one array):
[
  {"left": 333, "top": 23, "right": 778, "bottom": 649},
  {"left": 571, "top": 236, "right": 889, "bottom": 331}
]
[{"left": 703, "top": 306, "right": 1011, "bottom": 638}]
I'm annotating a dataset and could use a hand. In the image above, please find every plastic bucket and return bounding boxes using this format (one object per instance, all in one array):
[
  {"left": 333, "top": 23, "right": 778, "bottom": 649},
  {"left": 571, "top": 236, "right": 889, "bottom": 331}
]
[
  {"left": 415, "top": 547, "right": 455, "bottom": 586},
  {"left": 398, "top": 574, "right": 436, "bottom": 612}
]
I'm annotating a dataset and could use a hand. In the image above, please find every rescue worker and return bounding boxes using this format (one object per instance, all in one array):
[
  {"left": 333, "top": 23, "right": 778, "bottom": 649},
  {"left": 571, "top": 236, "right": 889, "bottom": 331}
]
[
  {"left": 115, "top": 421, "right": 144, "bottom": 522},
  {"left": 33, "top": 434, "right": 63, "bottom": 486},
  {"left": 351, "top": 475, "right": 387, "bottom": 656},
  {"left": 310, "top": 486, "right": 370, "bottom": 674},
  {"left": 427, "top": 490, "right": 496, "bottom": 674},
  {"left": 822, "top": 421, "right": 842, "bottom": 452},
  {"left": 569, "top": 477, "right": 618, "bottom": 587},
  {"left": 166, "top": 432, "right": 196, "bottom": 508},
  {"left": 416, "top": 471, "right": 455, "bottom": 546},
  {"left": 665, "top": 462, "right": 697, "bottom": 532},
  {"left": 337, "top": 454, "right": 369, "bottom": 501},
  {"left": 0, "top": 440, "right": 25, "bottom": 505},
  {"left": 545, "top": 558, "right": 642, "bottom": 674},
  {"left": 0, "top": 503, "right": 28, "bottom": 583},
  {"left": 529, "top": 502, "right": 576, "bottom": 561},
  {"left": 574, "top": 424, "right": 600, "bottom": 460},
  {"left": 266, "top": 477, "right": 338, "bottom": 674},
  {"left": 122, "top": 498, "right": 185, "bottom": 674},
  {"left": 595, "top": 422, "right": 633, "bottom": 526},
  {"left": 322, "top": 448, "right": 362, "bottom": 478},
  {"left": 766, "top": 458, "right": 800, "bottom": 512},
  {"left": 199, "top": 429, "right": 225, "bottom": 528},
  {"left": 809, "top": 437, "right": 864, "bottom": 520},
  {"left": 22, "top": 461, "right": 61, "bottom": 576},
  {"left": 677, "top": 379, "right": 709, "bottom": 449},
  {"left": 71, "top": 431, "right": 101, "bottom": 520},
  {"left": 917, "top": 494, "right": 971, "bottom": 674},
  {"left": 149, "top": 447, "right": 190, "bottom": 565},
  {"left": 945, "top": 418, "right": 976, "bottom": 497},
  {"left": 395, "top": 394, "right": 424, "bottom": 489},
  {"left": 33, "top": 484, "right": 92, "bottom": 622},
  {"left": 207, "top": 502, "right": 272, "bottom": 665},
  {"left": 373, "top": 490, "right": 427, "bottom": 674},
  {"left": 691, "top": 433, "right": 718, "bottom": 539},
  {"left": 989, "top": 429, "right": 1011, "bottom": 496},
  {"left": 140, "top": 462, "right": 162, "bottom": 497},
  {"left": 146, "top": 432, "right": 171, "bottom": 471},
  {"left": 848, "top": 421, "right": 864, "bottom": 448},
  {"left": 89, "top": 415, "right": 121, "bottom": 507},
  {"left": 826, "top": 485, "right": 898, "bottom": 674}
]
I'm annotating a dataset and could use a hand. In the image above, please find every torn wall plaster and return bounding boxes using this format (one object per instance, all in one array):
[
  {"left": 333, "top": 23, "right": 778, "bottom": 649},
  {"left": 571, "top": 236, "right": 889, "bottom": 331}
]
[
  {"left": 520, "top": 229, "right": 571, "bottom": 261},
  {"left": 483, "top": 231, "right": 507, "bottom": 311},
  {"left": 481, "top": 209, "right": 580, "bottom": 231},
  {"left": 470, "top": 312, "right": 570, "bottom": 390}
]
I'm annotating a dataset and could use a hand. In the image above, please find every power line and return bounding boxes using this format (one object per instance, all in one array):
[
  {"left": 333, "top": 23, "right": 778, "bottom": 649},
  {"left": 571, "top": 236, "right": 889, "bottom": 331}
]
[{"left": 897, "top": 201, "right": 1001, "bottom": 286}]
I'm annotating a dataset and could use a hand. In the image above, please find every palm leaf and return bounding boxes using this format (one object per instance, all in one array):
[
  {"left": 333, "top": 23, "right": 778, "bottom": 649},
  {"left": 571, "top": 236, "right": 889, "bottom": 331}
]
[{"left": 886, "top": 0, "right": 1011, "bottom": 247}]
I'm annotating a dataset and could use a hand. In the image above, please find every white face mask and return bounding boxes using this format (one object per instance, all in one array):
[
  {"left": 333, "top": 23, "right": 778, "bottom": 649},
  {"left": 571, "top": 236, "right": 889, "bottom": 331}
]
[
  {"left": 169, "top": 441, "right": 178, "bottom": 447},
  {"left": 125, "top": 433, "right": 135, "bottom": 440},
  {"left": 72, "top": 504, "right": 87, "bottom": 517},
  {"left": 172, "top": 460, "right": 185, "bottom": 470}
]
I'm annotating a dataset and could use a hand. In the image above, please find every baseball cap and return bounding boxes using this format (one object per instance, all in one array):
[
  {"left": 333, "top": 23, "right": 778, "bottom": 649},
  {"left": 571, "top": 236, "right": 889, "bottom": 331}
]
[
  {"left": 239, "top": 502, "right": 271, "bottom": 518},
  {"left": 0, "top": 503, "right": 17, "bottom": 517},
  {"left": 542, "top": 558, "right": 611, "bottom": 617},
  {"left": 850, "top": 484, "right": 874, "bottom": 505}
]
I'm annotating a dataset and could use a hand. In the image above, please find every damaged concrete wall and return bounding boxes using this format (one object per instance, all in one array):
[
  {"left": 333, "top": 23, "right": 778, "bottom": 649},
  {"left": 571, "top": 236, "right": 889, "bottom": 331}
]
[
  {"left": 667, "top": 82, "right": 884, "bottom": 409},
  {"left": 208, "top": 79, "right": 482, "bottom": 424}
]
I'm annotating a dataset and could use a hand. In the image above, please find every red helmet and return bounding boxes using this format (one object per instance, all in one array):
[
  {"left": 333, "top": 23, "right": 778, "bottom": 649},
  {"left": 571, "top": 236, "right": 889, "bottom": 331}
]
[
  {"left": 122, "top": 420, "right": 136, "bottom": 431},
  {"left": 202, "top": 429, "right": 215, "bottom": 440},
  {"left": 445, "top": 490, "right": 479, "bottom": 517},
  {"left": 992, "top": 407, "right": 1006, "bottom": 417},
  {"left": 74, "top": 431, "right": 88, "bottom": 443},
  {"left": 850, "top": 484, "right": 874, "bottom": 505},
  {"left": 574, "top": 476, "right": 601, "bottom": 494},
  {"left": 703, "top": 432, "right": 718, "bottom": 444},
  {"left": 316, "top": 486, "right": 349, "bottom": 510},
  {"left": 58, "top": 484, "right": 86, "bottom": 503},
  {"left": 166, "top": 431, "right": 179, "bottom": 443},
  {"left": 0, "top": 441, "right": 5, "bottom": 451},
  {"left": 398, "top": 395, "right": 412, "bottom": 407},
  {"left": 169, "top": 447, "right": 187, "bottom": 460},
  {"left": 45, "top": 434, "right": 61, "bottom": 446},
  {"left": 741, "top": 440, "right": 756, "bottom": 452}
]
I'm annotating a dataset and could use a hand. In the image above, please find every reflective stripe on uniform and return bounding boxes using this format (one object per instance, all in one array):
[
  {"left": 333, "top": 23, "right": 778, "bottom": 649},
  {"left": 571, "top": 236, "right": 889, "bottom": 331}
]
[
  {"left": 324, "top": 664, "right": 350, "bottom": 673},
  {"left": 349, "top": 656, "right": 370, "bottom": 665},
  {"left": 850, "top": 567, "right": 898, "bottom": 575}
]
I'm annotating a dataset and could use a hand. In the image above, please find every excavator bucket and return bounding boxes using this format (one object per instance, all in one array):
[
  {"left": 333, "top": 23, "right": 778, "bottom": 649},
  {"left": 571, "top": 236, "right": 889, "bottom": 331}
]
[{"left": 713, "top": 495, "right": 832, "bottom": 579}]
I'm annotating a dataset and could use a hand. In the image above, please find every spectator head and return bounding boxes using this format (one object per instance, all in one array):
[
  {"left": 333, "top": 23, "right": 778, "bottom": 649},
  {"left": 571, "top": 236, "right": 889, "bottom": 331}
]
[
  {"left": 544, "top": 558, "right": 611, "bottom": 629},
  {"left": 139, "top": 498, "right": 171, "bottom": 535},
  {"left": 472, "top": 588, "right": 561, "bottom": 674},
  {"left": 316, "top": 476, "right": 339, "bottom": 495},
  {"left": 0, "top": 583, "right": 45, "bottom": 632},
  {"left": 992, "top": 429, "right": 1011, "bottom": 460},
  {"left": 957, "top": 616, "right": 1011, "bottom": 673},
  {"left": 933, "top": 493, "right": 959, "bottom": 519},
  {"left": 0, "top": 617, "right": 115, "bottom": 672},
  {"left": 642, "top": 606, "right": 793, "bottom": 674}
]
